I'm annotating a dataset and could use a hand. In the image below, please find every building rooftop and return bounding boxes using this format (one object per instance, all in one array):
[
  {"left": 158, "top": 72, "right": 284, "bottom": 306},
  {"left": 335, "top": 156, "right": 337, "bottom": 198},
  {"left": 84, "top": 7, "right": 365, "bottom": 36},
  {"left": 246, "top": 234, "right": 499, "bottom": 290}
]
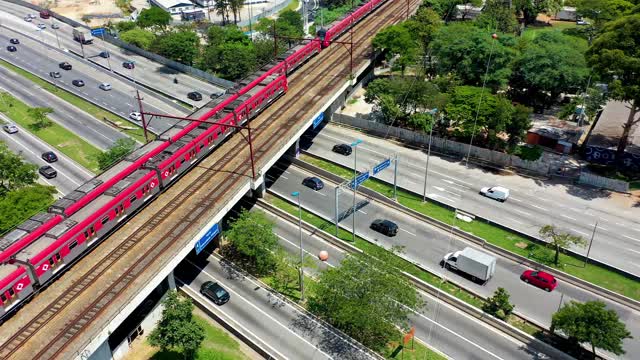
[
  {"left": 586, "top": 101, "right": 640, "bottom": 155},
  {"left": 529, "top": 117, "right": 586, "bottom": 145}
]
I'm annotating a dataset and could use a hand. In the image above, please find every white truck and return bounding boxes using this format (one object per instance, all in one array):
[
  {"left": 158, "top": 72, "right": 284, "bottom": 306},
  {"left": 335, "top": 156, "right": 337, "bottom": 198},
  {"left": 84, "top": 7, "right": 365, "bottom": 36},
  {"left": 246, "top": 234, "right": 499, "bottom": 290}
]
[
  {"left": 443, "top": 247, "right": 496, "bottom": 283},
  {"left": 73, "top": 27, "right": 93, "bottom": 44}
]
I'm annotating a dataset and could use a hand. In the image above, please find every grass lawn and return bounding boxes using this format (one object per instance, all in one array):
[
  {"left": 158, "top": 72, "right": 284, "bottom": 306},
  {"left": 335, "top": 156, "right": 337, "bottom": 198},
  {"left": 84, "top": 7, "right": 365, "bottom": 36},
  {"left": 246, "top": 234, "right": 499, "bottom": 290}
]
[
  {"left": 383, "top": 340, "right": 447, "bottom": 360},
  {"left": 0, "top": 59, "right": 148, "bottom": 143},
  {"left": 0, "top": 93, "right": 101, "bottom": 172},
  {"left": 283, "top": 0, "right": 300, "bottom": 12},
  {"left": 300, "top": 155, "right": 640, "bottom": 301}
]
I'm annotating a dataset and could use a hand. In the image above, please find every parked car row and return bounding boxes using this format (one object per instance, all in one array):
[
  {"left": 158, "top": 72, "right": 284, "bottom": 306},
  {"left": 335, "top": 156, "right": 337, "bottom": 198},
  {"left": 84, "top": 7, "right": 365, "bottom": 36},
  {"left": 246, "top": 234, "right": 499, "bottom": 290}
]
[{"left": 1, "top": 124, "right": 60, "bottom": 179}]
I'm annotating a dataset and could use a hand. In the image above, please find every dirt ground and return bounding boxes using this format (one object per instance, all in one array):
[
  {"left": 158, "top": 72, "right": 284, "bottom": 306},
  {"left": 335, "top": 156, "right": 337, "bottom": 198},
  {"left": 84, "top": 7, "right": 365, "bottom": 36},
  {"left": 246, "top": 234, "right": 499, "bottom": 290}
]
[{"left": 28, "top": 0, "right": 149, "bottom": 26}]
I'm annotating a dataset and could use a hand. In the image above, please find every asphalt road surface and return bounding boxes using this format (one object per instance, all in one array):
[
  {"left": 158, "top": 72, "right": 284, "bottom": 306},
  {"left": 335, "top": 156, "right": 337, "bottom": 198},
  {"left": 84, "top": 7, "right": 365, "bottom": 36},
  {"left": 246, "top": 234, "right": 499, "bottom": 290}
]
[
  {"left": 0, "top": 24, "right": 188, "bottom": 134},
  {"left": 255, "top": 204, "right": 554, "bottom": 360},
  {"left": 303, "top": 124, "right": 640, "bottom": 277},
  {"left": 268, "top": 163, "right": 640, "bottom": 360},
  {"left": 0, "top": 64, "right": 128, "bottom": 150},
  {"left": 0, "top": 2, "right": 229, "bottom": 106},
  {"left": 176, "top": 256, "right": 377, "bottom": 360},
  {"left": 0, "top": 115, "right": 93, "bottom": 195}
]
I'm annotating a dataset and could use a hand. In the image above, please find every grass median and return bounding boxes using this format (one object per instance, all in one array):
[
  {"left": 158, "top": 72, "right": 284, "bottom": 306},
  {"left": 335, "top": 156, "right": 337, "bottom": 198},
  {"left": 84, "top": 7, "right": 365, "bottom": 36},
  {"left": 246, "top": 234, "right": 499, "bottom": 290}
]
[
  {"left": 300, "top": 154, "right": 640, "bottom": 301},
  {"left": 0, "top": 59, "right": 148, "bottom": 143},
  {"left": 0, "top": 93, "right": 101, "bottom": 172}
]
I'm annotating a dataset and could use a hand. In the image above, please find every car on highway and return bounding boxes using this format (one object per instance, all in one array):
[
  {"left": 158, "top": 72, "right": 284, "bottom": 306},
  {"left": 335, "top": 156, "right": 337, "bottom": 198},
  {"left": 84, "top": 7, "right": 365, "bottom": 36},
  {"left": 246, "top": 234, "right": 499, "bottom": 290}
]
[
  {"left": 99, "top": 83, "right": 112, "bottom": 91},
  {"left": 99, "top": 51, "right": 110, "bottom": 58},
  {"left": 49, "top": 71, "right": 61, "bottom": 79},
  {"left": 59, "top": 62, "right": 72, "bottom": 70},
  {"left": 23, "top": 16, "right": 32, "bottom": 22},
  {"left": 2, "top": 124, "right": 18, "bottom": 134},
  {"left": 40, "top": 10, "right": 51, "bottom": 19},
  {"left": 37, "top": 23, "right": 46, "bottom": 30},
  {"left": 41, "top": 151, "right": 58, "bottom": 163},
  {"left": 129, "top": 112, "right": 142, "bottom": 121},
  {"left": 210, "top": 92, "right": 223, "bottom": 99},
  {"left": 6, "top": 46, "right": 17, "bottom": 52},
  {"left": 29, "top": 14, "right": 37, "bottom": 19},
  {"left": 39, "top": 165, "right": 57, "bottom": 179},
  {"left": 332, "top": 143, "right": 352, "bottom": 156},
  {"left": 200, "top": 281, "right": 230, "bottom": 305},
  {"left": 521, "top": 270, "right": 557, "bottom": 292},
  {"left": 479, "top": 186, "right": 509, "bottom": 202},
  {"left": 72, "top": 79, "right": 85, "bottom": 87},
  {"left": 122, "top": 61, "right": 135, "bottom": 69},
  {"left": 188, "top": 91, "right": 203, "bottom": 101},
  {"left": 9, "top": 38, "right": 19, "bottom": 44},
  {"left": 51, "top": 23, "right": 60, "bottom": 29},
  {"left": 302, "top": 176, "right": 324, "bottom": 190},
  {"left": 370, "top": 219, "right": 398, "bottom": 237}
]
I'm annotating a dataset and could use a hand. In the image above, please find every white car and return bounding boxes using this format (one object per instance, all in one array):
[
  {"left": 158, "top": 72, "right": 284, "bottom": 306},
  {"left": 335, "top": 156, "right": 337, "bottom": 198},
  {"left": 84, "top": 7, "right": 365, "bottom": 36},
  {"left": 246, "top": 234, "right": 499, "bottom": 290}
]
[
  {"left": 99, "top": 83, "right": 112, "bottom": 91},
  {"left": 479, "top": 186, "right": 510, "bottom": 202},
  {"left": 2, "top": 124, "right": 19, "bottom": 134},
  {"left": 37, "top": 23, "right": 46, "bottom": 29},
  {"left": 51, "top": 23, "right": 60, "bottom": 29},
  {"left": 129, "top": 112, "right": 142, "bottom": 121}
]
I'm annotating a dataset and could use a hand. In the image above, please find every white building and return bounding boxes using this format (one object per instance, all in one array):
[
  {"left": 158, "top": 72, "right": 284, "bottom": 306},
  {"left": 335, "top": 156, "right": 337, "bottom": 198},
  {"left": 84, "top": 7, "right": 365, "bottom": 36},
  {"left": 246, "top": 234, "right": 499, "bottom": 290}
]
[
  {"left": 149, "top": 0, "right": 195, "bottom": 15},
  {"left": 191, "top": 0, "right": 214, "bottom": 6}
]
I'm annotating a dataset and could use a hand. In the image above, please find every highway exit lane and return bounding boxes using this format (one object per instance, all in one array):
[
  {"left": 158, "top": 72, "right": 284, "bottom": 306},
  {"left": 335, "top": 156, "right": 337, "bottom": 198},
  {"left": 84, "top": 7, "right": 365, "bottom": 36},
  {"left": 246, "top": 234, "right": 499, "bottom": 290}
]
[
  {"left": 303, "top": 124, "right": 640, "bottom": 276},
  {"left": 267, "top": 163, "right": 640, "bottom": 360}
]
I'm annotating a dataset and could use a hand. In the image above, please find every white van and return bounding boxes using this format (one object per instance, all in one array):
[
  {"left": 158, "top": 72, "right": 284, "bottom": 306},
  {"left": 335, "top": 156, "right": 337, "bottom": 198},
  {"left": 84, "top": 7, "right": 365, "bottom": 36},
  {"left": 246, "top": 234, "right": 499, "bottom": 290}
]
[{"left": 480, "top": 186, "right": 510, "bottom": 202}]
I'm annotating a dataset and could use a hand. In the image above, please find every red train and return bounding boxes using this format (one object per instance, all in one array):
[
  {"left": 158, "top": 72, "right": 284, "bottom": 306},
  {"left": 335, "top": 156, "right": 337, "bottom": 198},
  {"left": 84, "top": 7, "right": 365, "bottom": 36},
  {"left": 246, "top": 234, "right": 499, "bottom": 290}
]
[{"left": 0, "top": 0, "right": 390, "bottom": 319}]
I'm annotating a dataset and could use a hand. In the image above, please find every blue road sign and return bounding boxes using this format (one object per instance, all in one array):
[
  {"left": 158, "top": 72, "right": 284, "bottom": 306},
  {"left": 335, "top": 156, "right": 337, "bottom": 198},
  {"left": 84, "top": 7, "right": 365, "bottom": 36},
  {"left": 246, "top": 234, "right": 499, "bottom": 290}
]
[
  {"left": 91, "top": 27, "right": 105, "bottom": 36},
  {"left": 373, "top": 158, "right": 391, "bottom": 175},
  {"left": 349, "top": 171, "right": 370, "bottom": 189},
  {"left": 312, "top": 112, "right": 324, "bottom": 129},
  {"left": 195, "top": 223, "right": 220, "bottom": 255}
]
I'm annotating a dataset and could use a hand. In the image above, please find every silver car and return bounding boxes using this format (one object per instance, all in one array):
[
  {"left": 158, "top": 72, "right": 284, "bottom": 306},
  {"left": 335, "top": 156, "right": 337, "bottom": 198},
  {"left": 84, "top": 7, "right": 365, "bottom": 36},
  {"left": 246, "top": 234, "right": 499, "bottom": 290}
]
[
  {"left": 2, "top": 124, "right": 18, "bottom": 134},
  {"left": 99, "top": 83, "right": 112, "bottom": 91}
]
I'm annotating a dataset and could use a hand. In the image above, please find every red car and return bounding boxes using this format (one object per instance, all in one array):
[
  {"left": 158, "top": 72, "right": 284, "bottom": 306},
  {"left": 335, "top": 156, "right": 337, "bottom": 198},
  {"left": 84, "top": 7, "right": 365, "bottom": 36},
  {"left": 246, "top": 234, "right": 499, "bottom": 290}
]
[{"left": 520, "top": 270, "right": 557, "bottom": 292}]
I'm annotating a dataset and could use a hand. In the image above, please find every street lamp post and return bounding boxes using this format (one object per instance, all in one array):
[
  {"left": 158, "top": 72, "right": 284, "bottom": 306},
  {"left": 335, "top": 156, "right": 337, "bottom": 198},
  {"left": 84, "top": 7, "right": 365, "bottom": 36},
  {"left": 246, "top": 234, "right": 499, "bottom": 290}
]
[
  {"left": 292, "top": 191, "right": 305, "bottom": 301},
  {"left": 51, "top": 18, "right": 61, "bottom": 48},
  {"left": 422, "top": 109, "right": 437, "bottom": 202},
  {"left": 351, "top": 139, "right": 362, "bottom": 242},
  {"left": 584, "top": 220, "right": 598, "bottom": 267}
]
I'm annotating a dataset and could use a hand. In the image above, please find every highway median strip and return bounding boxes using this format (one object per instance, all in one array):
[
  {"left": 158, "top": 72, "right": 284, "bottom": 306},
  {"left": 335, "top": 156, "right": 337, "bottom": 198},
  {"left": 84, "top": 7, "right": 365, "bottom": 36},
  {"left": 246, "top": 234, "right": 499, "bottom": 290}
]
[{"left": 299, "top": 153, "right": 640, "bottom": 302}]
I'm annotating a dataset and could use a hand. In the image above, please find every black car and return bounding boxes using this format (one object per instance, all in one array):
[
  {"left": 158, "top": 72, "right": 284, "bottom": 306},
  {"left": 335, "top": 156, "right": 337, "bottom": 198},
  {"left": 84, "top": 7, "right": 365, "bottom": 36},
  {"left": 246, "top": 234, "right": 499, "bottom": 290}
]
[
  {"left": 200, "top": 281, "right": 230, "bottom": 305},
  {"left": 59, "top": 62, "right": 72, "bottom": 70},
  {"left": 370, "top": 219, "right": 399, "bottom": 237},
  {"left": 99, "top": 51, "right": 110, "bottom": 58},
  {"left": 49, "top": 71, "right": 61, "bottom": 79},
  {"left": 72, "top": 79, "right": 85, "bottom": 87},
  {"left": 302, "top": 176, "right": 324, "bottom": 191},
  {"left": 39, "top": 165, "right": 57, "bottom": 179},
  {"left": 41, "top": 151, "right": 58, "bottom": 163},
  {"left": 122, "top": 61, "right": 135, "bottom": 69},
  {"left": 188, "top": 91, "right": 203, "bottom": 101},
  {"left": 6, "top": 46, "right": 17, "bottom": 52},
  {"left": 9, "top": 38, "right": 19, "bottom": 44},
  {"left": 332, "top": 144, "right": 352, "bottom": 156}
]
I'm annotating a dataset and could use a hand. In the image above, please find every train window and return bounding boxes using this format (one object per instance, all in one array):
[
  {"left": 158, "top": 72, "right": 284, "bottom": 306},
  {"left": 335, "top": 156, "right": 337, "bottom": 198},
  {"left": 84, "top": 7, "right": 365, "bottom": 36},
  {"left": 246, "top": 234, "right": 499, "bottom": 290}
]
[
  {"left": 115, "top": 206, "right": 119, "bottom": 215},
  {"left": 55, "top": 253, "right": 61, "bottom": 261},
  {"left": 199, "top": 144, "right": 204, "bottom": 149},
  {"left": 84, "top": 230, "right": 89, "bottom": 239},
  {"left": 101, "top": 216, "right": 109, "bottom": 224},
  {"left": 0, "top": 293, "right": 6, "bottom": 302},
  {"left": 130, "top": 194, "right": 137, "bottom": 203},
  {"left": 180, "top": 159, "right": 186, "bottom": 165},
  {"left": 69, "top": 240, "right": 78, "bottom": 250},
  {"left": 8, "top": 288, "right": 15, "bottom": 297},
  {"left": 49, "top": 258, "right": 54, "bottom": 266},
  {"left": 90, "top": 226, "right": 95, "bottom": 234}
]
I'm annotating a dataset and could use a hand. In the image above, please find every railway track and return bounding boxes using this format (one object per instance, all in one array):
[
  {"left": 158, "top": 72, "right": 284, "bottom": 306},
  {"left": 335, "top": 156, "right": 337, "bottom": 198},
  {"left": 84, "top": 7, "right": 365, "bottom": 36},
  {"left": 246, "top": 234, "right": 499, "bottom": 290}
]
[{"left": 0, "top": 1, "right": 421, "bottom": 358}]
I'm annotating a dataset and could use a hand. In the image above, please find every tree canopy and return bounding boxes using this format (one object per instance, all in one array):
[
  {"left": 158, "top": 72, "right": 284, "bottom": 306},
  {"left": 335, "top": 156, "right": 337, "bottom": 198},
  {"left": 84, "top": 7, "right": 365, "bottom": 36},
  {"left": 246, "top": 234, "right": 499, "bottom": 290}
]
[
  {"left": 223, "top": 209, "right": 279, "bottom": 276},
  {"left": 136, "top": 6, "right": 172, "bottom": 31},
  {"left": 0, "top": 143, "right": 38, "bottom": 194},
  {"left": 539, "top": 225, "right": 588, "bottom": 266},
  {"left": 372, "top": 23, "right": 418, "bottom": 73},
  {"left": 152, "top": 30, "right": 200, "bottom": 65},
  {"left": 96, "top": 138, "right": 137, "bottom": 171},
  {"left": 119, "top": 28, "right": 156, "bottom": 50},
  {"left": 552, "top": 300, "right": 632, "bottom": 357},
  {"left": 475, "top": 0, "right": 520, "bottom": 34},
  {"left": 200, "top": 26, "right": 257, "bottom": 80},
  {"left": 576, "top": 0, "right": 635, "bottom": 28}
]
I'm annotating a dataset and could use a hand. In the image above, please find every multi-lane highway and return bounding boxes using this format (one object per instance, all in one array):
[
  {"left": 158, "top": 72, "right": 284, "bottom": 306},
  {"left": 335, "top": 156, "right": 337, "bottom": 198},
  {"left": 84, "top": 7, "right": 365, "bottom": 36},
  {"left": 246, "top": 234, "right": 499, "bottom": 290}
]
[
  {"left": 0, "top": 1, "right": 228, "bottom": 106},
  {"left": 268, "top": 163, "right": 640, "bottom": 359},
  {"left": 303, "top": 124, "right": 640, "bottom": 276},
  {"left": 0, "top": 65, "right": 128, "bottom": 150},
  {"left": 0, "top": 116, "right": 93, "bottom": 195},
  {"left": 255, "top": 204, "right": 558, "bottom": 360},
  {"left": 0, "top": 20, "right": 189, "bottom": 133}
]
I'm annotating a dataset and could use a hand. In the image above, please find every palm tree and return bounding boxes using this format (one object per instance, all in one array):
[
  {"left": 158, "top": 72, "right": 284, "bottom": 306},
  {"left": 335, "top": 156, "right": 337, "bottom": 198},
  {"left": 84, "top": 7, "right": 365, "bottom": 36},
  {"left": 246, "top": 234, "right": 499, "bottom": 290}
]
[
  {"left": 229, "top": 0, "right": 244, "bottom": 24},
  {"left": 214, "top": 0, "right": 230, "bottom": 25}
]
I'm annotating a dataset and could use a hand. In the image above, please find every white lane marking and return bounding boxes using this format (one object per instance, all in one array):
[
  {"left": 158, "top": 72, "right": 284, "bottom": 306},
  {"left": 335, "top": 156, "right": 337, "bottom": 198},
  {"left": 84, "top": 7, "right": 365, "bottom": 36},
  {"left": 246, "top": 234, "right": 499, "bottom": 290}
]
[
  {"left": 442, "top": 179, "right": 470, "bottom": 189},
  {"left": 627, "top": 248, "right": 640, "bottom": 255},
  {"left": 318, "top": 132, "right": 388, "bottom": 157},
  {"left": 430, "top": 169, "right": 474, "bottom": 186},
  {"left": 622, "top": 235, "right": 640, "bottom": 243},
  {"left": 400, "top": 228, "right": 416, "bottom": 237},
  {"left": 405, "top": 179, "right": 416, "bottom": 185},
  {"left": 191, "top": 264, "right": 334, "bottom": 359},
  {"left": 272, "top": 164, "right": 291, "bottom": 174},
  {"left": 597, "top": 226, "right": 608, "bottom": 231},
  {"left": 433, "top": 186, "right": 461, "bottom": 197},
  {"left": 512, "top": 208, "right": 531, "bottom": 216},
  {"left": 357, "top": 209, "right": 367, "bottom": 215},
  {"left": 509, "top": 197, "right": 522, "bottom": 202},
  {"left": 505, "top": 217, "right": 523, "bottom": 225},
  {"left": 429, "top": 193, "right": 457, "bottom": 203},
  {"left": 276, "top": 234, "right": 336, "bottom": 268},
  {"left": 529, "top": 204, "right": 548, "bottom": 211},
  {"left": 536, "top": 197, "right": 554, "bottom": 203},
  {"left": 316, "top": 191, "right": 327, "bottom": 197},
  {"left": 561, "top": 215, "right": 577, "bottom": 221},
  {"left": 571, "top": 229, "right": 590, "bottom": 236}
]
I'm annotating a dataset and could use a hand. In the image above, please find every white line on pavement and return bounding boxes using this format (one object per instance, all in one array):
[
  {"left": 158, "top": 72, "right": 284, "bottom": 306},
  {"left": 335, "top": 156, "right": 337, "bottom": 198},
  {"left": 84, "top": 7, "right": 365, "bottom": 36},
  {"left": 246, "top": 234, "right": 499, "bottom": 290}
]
[
  {"left": 400, "top": 228, "right": 417, "bottom": 236},
  {"left": 505, "top": 217, "right": 523, "bottom": 225},
  {"left": 512, "top": 209, "right": 531, "bottom": 216},
  {"left": 358, "top": 209, "right": 367, "bottom": 215},
  {"left": 571, "top": 229, "right": 590, "bottom": 236},
  {"left": 561, "top": 214, "right": 577, "bottom": 221},
  {"left": 622, "top": 235, "right": 640, "bottom": 243},
  {"left": 276, "top": 234, "right": 336, "bottom": 268},
  {"left": 509, "top": 197, "right": 522, "bottom": 202},
  {"left": 529, "top": 204, "right": 548, "bottom": 211},
  {"left": 316, "top": 192, "right": 327, "bottom": 197},
  {"left": 627, "top": 248, "right": 640, "bottom": 255}
]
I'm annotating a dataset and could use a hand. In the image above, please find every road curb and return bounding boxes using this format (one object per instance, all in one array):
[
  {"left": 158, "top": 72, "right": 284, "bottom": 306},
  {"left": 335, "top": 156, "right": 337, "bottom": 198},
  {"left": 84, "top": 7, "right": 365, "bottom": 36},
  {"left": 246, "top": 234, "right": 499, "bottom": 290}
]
[
  {"left": 256, "top": 198, "right": 576, "bottom": 360},
  {"left": 292, "top": 153, "right": 640, "bottom": 312}
]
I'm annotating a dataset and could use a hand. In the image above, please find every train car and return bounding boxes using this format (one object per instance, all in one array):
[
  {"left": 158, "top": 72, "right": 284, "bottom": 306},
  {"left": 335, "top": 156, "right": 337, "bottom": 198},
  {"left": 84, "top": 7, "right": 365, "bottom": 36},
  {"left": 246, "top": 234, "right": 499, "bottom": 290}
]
[
  {"left": 232, "top": 74, "right": 288, "bottom": 125},
  {"left": 0, "top": 213, "right": 62, "bottom": 265},
  {"left": 282, "top": 40, "right": 322, "bottom": 74},
  {"left": 0, "top": 265, "right": 31, "bottom": 317},
  {"left": 318, "top": 0, "right": 384, "bottom": 48}
]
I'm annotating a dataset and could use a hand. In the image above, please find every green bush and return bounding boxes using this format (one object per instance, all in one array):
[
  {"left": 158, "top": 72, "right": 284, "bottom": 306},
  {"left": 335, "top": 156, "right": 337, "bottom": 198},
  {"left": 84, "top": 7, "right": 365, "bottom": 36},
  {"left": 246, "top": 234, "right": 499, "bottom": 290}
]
[{"left": 512, "top": 144, "right": 543, "bottom": 161}]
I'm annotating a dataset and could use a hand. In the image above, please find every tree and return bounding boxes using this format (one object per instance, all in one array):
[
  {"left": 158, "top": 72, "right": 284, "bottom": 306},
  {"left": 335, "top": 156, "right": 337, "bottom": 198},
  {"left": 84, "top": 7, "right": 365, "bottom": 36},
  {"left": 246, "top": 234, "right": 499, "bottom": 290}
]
[
  {"left": 372, "top": 23, "right": 418, "bottom": 74},
  {"left": 514, "top": 0, "right": 564, "bottom": 25},
  {"left": 506, "top": 104, "right": 533, "bottom": 148},
  {"left": 405, "top": 7, "right": 442, "bottom": 69},
  {"left": 215, "top": 42, "right": 257, "bottom": 80},
  {"left": 308, "top": 252, "right": 424, "bottom": 351},
  {"left": 482, "top": 287, "right": 515, "bottom": 320},
  {"left": 136, "top": 6, "right": 172, "bottom": 31},
  {"left": 95, "top": 138, "right": 136, "bottom": 171},
  {"left": 214, "top": 0, "right": 230, "bottom": 25},
  {"left": 223, "top": 209, "right": 279, "bottom": 276},
  {"left": 119, "top": 28, "right": 156, "bottom": 49},
  {"left": 153, "top": 30, "right": 200, "bottom": 65},
  {"left": 511, "top": 32, "right": 589, "bottom": 106},
  {"left": 148, "top": 291, "right": 205, "bottom": 359},
  {"left": 586, "top": 14, "right": 640, "bottom": 166},
  {"left": 27, "top": 107, "right": 53, "bottom": 131},
  {"left": 228, "top": 0, "right": 244, "bottom": 24},
  {"left": 552, "top": 300, "right": 631, "bottom": 358},
  {"left": 576, "top": 0, "right": 635, "bottom": 29},
  {"left": 422, "top": 0, "right": 482, "bottom": 23},
  {"left": 539, "top": 225, "right": 588, "bottom": 266},
  {"left": 114, "top": 20, "right": 137, "bottom": 32},
  {"left": 475, "top": 0, "right": 520, "bottom": 34},
  {"left": 0, "top": 184, "right": 55, "bottom": 233},
  {"left": 0, "top": 143, "right": 38, "bottom": 194},
  {"left": 256, "top": 11, "right": 304, "bottom": 48},
  {"left": 429, "top": 23, "right": 516, "bottom": 90}
]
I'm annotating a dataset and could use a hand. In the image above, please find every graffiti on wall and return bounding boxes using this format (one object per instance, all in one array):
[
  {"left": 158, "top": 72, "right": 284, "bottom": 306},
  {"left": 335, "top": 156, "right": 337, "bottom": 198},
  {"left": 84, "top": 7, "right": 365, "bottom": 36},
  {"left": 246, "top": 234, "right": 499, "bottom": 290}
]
[{"left": 584, "top": 146, "right": 640, "bottom": 171}]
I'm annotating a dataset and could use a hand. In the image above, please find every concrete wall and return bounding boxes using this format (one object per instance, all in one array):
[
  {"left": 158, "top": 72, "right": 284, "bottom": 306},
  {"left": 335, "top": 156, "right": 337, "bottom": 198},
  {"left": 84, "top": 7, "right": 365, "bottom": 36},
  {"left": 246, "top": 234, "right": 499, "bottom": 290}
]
[{"left": 579, "top": 171, "right": 630, "bottom": 193}]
